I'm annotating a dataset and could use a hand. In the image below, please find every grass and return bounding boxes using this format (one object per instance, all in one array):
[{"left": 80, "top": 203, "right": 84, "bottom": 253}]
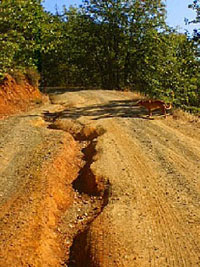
[{"left": 172, "top": 108, "right": 200, "bottom": 123}]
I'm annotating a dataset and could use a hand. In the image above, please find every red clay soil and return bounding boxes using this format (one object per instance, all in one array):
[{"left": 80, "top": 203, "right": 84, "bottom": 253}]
[
  {"left": 0, "top": 131, "right": 82, "bottom": 266},
  {"left": 0, "top": 74, "right": 43, "bottom": 118}
]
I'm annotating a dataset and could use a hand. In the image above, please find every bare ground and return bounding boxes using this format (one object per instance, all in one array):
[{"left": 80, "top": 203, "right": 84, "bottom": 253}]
[{"left": 0, "top": 89, "right": 200, "bottom": 266}]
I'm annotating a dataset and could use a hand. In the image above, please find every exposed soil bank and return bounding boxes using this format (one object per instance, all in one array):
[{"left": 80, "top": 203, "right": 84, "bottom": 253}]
[
  {"left": 0, "top": 74, "right": 44, "bottom": 118},
  {"left": 0, "top": 130, "right": 82, "bottom": 266}
]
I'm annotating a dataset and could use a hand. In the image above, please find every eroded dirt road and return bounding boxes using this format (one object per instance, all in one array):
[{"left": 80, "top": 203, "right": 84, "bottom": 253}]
[{"left": 1, "top": 89, "right": 200, "bottom": 266}]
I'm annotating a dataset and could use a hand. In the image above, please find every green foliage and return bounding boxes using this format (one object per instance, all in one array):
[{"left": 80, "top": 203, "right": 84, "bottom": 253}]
[
  {"left": 0, "top": 0, "right": 48, "bottom": 73},
  {"left": 141, "top": 32, "right": 200, "bottom": 108},
  {"left": 8, "top": 67, "right": 40, "bottom": 87},
  {"left": 25, "top": 68, "right": 40, "bottom": 87},
  {"left": 0, "top": 0, "right": 200, "bottom": 111},
  {"left": 181, "top": 105, "right": 200, "bottom": 114},
  {"left": 8, "top": 69, "right": 26, "bottom": 85},
  {"left": 188, "top": 0, "right": 200, "bottom": 25},
  {"left": 43, "top": 0, "right": 168, "bottom": 90}
]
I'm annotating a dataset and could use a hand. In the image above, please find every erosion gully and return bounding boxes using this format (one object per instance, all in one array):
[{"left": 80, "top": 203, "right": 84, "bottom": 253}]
[{"left": 45, "top": 114, "right": 110, "bottom": 266}]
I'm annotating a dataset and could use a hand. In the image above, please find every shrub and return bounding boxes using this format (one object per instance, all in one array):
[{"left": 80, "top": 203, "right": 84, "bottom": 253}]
[
  {"left": 172, "top": 108, "right": 200, "bottom": 122},
  {"left": 0, "top": 73, "right": 6, "bottom": 85},
  {"left": 8, "top": 69, "right": 26, "bottom": 85},
  {"left": 25, "top": 68, "right": 40, "bottom": 87},
  {"left": 182, "top": 105, "right": 200, "bottom": 114}
]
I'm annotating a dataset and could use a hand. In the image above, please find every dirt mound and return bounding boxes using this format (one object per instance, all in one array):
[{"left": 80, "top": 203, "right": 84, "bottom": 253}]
[{"left": 0, "top": 74, "right": 43, "bottom": 118}]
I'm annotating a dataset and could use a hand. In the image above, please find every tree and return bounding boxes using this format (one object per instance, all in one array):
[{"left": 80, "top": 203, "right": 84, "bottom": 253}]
[
  {"left": 188, "top": 0, "right": 200, "bottom": 26},
  {"left": 1, "top": 0, "right": 199, "bottom": 110},
  {"left": 0, "top": 0, "right": 42, "bottom": 72},
  {"left": 41, "top": 0, "right": 199, "bottom": 109},
  {"left": 69, "top": 0, "right": 168, "bottom": 90}
]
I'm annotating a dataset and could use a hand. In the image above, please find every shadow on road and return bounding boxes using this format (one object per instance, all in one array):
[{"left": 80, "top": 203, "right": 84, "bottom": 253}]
[
  {"left": 43, "top": 99, "right": 165, "bottom": 121},
  {"left": 40, "top": 87, "right": 96, "bottom": 94}
]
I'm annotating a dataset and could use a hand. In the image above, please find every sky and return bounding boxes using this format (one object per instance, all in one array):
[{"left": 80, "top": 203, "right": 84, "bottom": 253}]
[{"left": 42, "top": 0, "right": 199, "bottom": 34}]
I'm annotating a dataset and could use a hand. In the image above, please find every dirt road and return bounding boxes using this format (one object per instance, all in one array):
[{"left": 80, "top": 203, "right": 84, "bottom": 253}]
[{"left": 0, "top": 89, "right": 200, "bottom": 266}]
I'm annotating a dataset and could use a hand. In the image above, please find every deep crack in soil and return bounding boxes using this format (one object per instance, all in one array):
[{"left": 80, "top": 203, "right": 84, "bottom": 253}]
[{"left": 46, "top": 118, "right": 110, "bottom": 266}]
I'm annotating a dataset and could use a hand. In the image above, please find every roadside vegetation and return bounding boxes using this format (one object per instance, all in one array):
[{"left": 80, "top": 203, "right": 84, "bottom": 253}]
[{"left": 0, "top": 0, "right": 200, "bottom": 112}]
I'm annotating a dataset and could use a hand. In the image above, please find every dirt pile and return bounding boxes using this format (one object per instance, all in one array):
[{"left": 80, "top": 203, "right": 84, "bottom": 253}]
[{"left": 0, "top": 74, "right": 43, "bottom": 118}]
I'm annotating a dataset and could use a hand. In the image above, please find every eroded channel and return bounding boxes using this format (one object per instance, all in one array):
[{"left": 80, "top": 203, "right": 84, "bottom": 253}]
[{"left": 45, "top": 115, "right": 110, "bottom": 266}]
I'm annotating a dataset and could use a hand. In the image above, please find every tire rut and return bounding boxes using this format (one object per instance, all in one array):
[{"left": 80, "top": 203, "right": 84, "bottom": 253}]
[{"left": 104, "top": 119, "right": 200, "bottom": 266}]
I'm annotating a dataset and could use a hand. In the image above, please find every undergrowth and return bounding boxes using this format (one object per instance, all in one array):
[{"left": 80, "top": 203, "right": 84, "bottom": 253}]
[{"left": 8, "top": 68, "right": 40, "bottom": 87}]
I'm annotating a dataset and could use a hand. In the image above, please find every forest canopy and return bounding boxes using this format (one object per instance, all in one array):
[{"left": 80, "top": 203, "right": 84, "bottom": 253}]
[{"left": 0, "top": 0, "right": 200, "bottom": 110}]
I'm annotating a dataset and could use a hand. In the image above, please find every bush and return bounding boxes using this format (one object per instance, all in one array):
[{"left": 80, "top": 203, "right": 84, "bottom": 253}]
[
  {"left": 182, "top": 105, "right": 200, "bottom": 114},
  {"left": 0, "top": 73, "right": 6, "bottom": 85},
  {"left": 25, "top": 68, "right": 40, "bottom": 87},
  {"left": 8, "top": 69, "right": 26, "bottom": 85},
  {"left": 7, "top": 68, "right": 40, "bottom": 87}
]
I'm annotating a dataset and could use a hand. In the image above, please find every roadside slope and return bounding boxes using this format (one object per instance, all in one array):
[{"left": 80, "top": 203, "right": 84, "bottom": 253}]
[{"left": 0, "top": 74, "right": 43, "bottom": 118}]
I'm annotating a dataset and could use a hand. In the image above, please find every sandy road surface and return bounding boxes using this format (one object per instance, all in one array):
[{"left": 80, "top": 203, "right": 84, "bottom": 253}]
[
  {"left": 50, "top": 90, "right": 200, "bottom": 266},
  {"left": 1, "top": 89, "right": 200, "bottom": 266}
]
